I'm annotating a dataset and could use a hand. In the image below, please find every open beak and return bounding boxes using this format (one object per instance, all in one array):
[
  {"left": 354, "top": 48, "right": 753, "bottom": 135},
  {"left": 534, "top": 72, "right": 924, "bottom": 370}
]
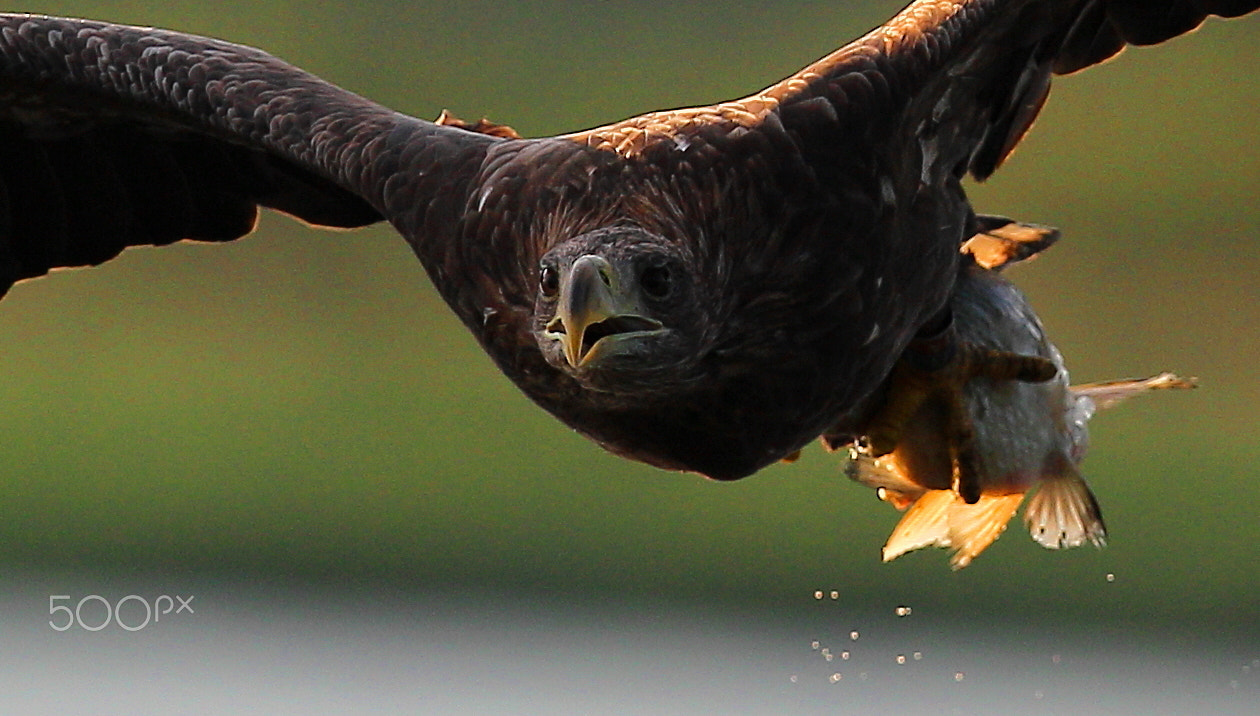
[{"left": 545, "top": 255, "right": 663, "bottom": 367}]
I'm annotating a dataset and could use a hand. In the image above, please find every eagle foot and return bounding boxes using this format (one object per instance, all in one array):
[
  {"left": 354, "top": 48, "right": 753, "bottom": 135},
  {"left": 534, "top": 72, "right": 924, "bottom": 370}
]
[{"left": 864, "top": 329, "right": 1057, "bottom": 504}]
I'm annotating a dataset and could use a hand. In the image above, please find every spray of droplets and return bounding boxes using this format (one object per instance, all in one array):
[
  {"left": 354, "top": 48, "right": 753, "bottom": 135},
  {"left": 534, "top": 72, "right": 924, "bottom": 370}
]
[{"left": 805, "top": 591, "right": 938, "bottom": 684}]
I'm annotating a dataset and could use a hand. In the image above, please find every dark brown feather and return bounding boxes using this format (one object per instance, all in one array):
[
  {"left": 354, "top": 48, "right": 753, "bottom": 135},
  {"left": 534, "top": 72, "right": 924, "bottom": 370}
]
[{"left": 0, "top": 15, "right": 495, "bottom": 291}]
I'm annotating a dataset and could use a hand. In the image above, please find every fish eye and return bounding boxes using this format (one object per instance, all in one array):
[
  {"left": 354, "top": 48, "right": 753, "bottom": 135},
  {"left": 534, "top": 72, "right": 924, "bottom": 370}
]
[
  {"left": 640, "top": 262, "right": 672, "bottom": 300},
  {"left": 539, "top": 264, "right": 559, "bottom": 298}
]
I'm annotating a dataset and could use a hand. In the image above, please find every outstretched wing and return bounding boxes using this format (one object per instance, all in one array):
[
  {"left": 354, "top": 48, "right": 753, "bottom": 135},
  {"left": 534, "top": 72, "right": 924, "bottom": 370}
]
[
  {"left": 763, "top": 0, "right": 1258, "bottom": 182},
  {"left": 575, "top": 0, "right": 1256, "bottom": 184},
  {"left": 0, "top": 14, "right": 495, "bottom": 295}
]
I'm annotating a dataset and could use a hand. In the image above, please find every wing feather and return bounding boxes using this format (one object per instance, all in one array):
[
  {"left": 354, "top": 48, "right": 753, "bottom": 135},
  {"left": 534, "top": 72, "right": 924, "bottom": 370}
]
[
  {"left": 768, "top": 0, "right": 1257, "bottom": 178},
  {"left": 0, "top": 14, "right": 497, "bottom": 294},
  {"left": 576, "top": 0, "right": 1255, "bottom": 184}
]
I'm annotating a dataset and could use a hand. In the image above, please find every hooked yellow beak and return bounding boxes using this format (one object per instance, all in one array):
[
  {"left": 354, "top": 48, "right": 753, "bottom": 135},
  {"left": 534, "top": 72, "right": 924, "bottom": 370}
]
[{"left": 545, "top": 255, "right": 663, "bottom": 367}]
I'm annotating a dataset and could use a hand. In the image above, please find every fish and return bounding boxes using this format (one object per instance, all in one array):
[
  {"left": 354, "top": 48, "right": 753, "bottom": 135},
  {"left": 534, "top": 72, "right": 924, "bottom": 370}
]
[{"left": 845, "top": 223, "right": 1194, "bottom": 569}]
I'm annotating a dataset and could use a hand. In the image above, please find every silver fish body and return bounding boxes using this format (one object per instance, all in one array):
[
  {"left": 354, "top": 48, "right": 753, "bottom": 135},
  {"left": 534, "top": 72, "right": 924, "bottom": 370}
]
[{"left": 848, "top": 262, "right": 1191, "bottom": 568}]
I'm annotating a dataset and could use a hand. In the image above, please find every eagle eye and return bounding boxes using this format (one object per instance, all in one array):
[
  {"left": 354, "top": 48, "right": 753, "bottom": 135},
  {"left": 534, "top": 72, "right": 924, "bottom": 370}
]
[
  {"left": 539, "top": 264, "right": 559, "bottom": 298},
  {"left": 640, "top": 263, "right": 672, "bottom": 300}
]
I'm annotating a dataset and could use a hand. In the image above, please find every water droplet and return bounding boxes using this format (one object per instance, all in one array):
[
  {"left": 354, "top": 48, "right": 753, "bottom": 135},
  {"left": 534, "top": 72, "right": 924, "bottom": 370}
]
[
  {"left": 954, "top": 672, "right": 966, "bottom": 682},
  {"left": 850, "top": 630, "right": 860, "bottom": 641},
  {"left": 859, "top": 672, "right": 869, "bottom": 681},
  {"left": 841, "top": 650, "right": 851, "bottom": 660},
  {"left": 896, "top": 654, "right": 906, "bottom": 665},
  {"left": 895, "top": 605, "right": 912, "bottom": 617},
  {"left": 829, "top": 673, "right": 843, "bottom": 683},
  {"left": 913, "top": 652, "right": 923, "bottom": 661},
  {"left": 1051, "top": 654, "right": 1061, "bottom": 665},
  {"left": 811, "top": 641, "right": 821, "bottom": 651},
  {"left": 814, "top": 590, "right": 824, "bottom": 600},
  {"left": 829, "top": 590, "right": 840, "bottom": 600},
  {"left": 1105, "top": 573, "right": 1116, "bottom": 583},
  {"left": 825, "top": 653, "right": 835, "bottom": 662},
  {"left": 789, "top": 675, "right": 798, "bottom": 684},
  {"left": 1034, "top": 690, "right": 1044, "bottom": 700}
]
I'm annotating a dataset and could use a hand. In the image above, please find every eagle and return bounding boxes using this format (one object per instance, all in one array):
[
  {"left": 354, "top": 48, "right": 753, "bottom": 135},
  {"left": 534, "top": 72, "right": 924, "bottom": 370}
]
[{"left": 0, "top": 1, "right": 1254, "bottom": 484}]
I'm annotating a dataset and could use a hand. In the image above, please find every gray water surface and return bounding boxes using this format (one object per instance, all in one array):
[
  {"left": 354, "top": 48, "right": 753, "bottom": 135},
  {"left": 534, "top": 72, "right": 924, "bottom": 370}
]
[{"left": 3, "top": 571, "right": 1255, "bottom": 715}]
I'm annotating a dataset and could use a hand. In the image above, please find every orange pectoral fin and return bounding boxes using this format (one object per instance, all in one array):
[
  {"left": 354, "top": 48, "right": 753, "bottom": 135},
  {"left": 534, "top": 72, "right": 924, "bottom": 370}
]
[
  {"left": 881, "top": 490, "right": 1025, "bottom": 570},
  {"left": 945, "top": 493, "right": 1025, "bottom": 569},
  {"left": 882, "top": 490, "right": 955, "bottom": 563}
]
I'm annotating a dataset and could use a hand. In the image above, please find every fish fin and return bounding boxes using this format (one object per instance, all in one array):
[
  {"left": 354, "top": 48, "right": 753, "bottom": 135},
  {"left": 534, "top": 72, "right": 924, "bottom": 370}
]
[
  {"left": 882, "top": 490, "right": 1025, "bottom": 569},
  {"left": 1070, "top": 372, "right": 1196, "bottom": 411},
  {"left": 882, "top": 489, "right": 954, "bottom": 562},
  {"left": 1023, "top": 469, "right": 1107, "bottom": 550},
  {"left": 962, "top": 216, "right": 1060, "bottom": 270},
  {"left": 945, "top": 493, "right": 1025, "bottom": 569},
  {"left": 845, "top": 449, "right": 927, "bottom": 509}
]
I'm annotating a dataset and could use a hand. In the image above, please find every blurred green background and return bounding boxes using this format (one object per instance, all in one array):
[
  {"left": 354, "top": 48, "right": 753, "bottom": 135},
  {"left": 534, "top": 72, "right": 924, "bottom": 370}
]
[{"left": 2, "top": 0, "right": 1257, "bottom": 655}]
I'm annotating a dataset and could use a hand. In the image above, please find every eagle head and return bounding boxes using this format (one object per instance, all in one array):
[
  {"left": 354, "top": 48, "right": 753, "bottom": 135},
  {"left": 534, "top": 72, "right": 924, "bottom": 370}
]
[{"left": 532, "top": 225, "right": 713, "bottom": 394}]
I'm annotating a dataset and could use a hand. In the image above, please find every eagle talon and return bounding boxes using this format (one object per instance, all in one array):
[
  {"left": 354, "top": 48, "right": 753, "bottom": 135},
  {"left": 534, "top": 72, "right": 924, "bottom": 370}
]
[{"left": 865, "top": 340, "right": 1058, "bottom": 502}]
